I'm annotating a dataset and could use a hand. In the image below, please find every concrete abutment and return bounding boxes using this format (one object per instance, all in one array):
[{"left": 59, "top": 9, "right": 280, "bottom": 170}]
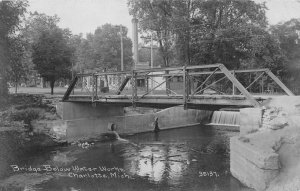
[
  {"left": 230, "top": 96, "right": 300, "bottom": 191},
  {"left": 57, "top": 102, "right": 212, "bottom": 142},
  {"left": 230, "top": 107, "right": 280, "bottom": 191}
]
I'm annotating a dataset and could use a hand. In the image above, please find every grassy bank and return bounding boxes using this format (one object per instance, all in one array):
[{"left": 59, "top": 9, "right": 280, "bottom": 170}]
[{"left": 0, "top": 94, "right": 66, "bottom": 149}]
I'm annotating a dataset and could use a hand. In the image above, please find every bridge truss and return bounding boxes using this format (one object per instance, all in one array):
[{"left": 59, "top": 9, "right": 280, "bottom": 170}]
[{"left": 62, "top": 64, "right": 294, "bottom": 109}]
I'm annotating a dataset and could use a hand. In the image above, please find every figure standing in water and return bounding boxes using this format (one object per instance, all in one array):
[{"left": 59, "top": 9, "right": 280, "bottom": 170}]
[
  {"left": 154, "top": 117, "right": 160, "bottom": 133},
  {"left": 110, "top": 123, "right": 120, "bottom": 139},
  {"left": 110, "top": 123, "right": 129, "bottom": 142}
]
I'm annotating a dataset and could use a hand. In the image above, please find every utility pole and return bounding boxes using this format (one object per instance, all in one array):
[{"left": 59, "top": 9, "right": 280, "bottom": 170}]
[
  {"left": 232, "top": 70, "right": 235, "bottom": 95},
  {"left": 132, "top": 17, "right": 139, "bottom": 70},
  {"left": 120, "top": 25, "right": 124, "bottom": 71},
  {"left": 71, "top": 60, "right": 74, "bottom": 94},
  {"left": 71, "top": 61, "right": 74, "bottom": 80},
  {"left": 140, "top": 35, "right": 159, "bottom": 94},
  {"left": 150, "top": 33, "right": 154, "bottom": 94}
]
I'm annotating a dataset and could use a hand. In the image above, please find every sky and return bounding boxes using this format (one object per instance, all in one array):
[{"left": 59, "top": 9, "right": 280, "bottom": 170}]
[{"left": 27, "top": 0, "right": 300, "bottom": 39}]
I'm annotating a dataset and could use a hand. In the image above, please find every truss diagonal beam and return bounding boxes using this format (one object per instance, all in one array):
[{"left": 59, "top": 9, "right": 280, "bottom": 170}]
[
  {"left": 140, "top": 70, "right": 182, "bottom": 98},
  {"left": 116, "top": 76, "right": 130, "bottom": 95},
  {"left": 148, "top": 77, "right": 178, "bottom": 95},
  {"left": 218, "top": 64, "right": 261, "bottom": 107},
  {"left": 191, "top": 68, "right": 219, "bottom": 97},
  {"left": 62, "top": 76, "right": 78, "bottom": 101},
  {"left": 245, "top": 72, "right": 265, "bottom": 91},
  {"left": 194, "top": 75, "right": 227, "bottom": 95},
  {"left": 238, "top": 72, "right": 265, "bottom": 95},
  {"left": 265, "top": 69, "right": 295, "bottom": 96}
]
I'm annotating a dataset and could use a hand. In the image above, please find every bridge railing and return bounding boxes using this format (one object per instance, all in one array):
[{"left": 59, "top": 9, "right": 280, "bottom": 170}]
[{"left": 62, "top": 64, "right": 294, "bottom": 108}]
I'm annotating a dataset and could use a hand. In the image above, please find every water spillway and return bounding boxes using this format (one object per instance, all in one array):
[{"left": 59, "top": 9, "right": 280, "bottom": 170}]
[{"left": 210, "top": 110, "right": 240, "bottom": 126}]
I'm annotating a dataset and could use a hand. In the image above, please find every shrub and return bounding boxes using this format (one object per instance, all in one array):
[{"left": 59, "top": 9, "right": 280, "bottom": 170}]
[{"left": 10, "top": 108, "right": 41, "bottom": 131}]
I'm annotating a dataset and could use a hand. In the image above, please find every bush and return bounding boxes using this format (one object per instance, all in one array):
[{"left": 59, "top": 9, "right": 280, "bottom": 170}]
[{"left": 10, "top": 108, "right": 41, "bottom": 131}]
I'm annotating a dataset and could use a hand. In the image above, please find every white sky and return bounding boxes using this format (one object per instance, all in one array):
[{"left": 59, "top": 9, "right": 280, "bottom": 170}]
[{"left": 27, "top": 0, "right": 300, "bottom": 39}]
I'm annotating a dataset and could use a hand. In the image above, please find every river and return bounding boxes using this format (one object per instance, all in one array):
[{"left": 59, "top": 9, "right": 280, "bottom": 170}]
[{"left": 0, "top": 124, "right": 252, "bottom": 191}]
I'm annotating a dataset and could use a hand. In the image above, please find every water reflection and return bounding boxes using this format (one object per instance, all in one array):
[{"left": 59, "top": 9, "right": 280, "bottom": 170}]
[
  {"left": 0, "top": 125, "right": 251, "bottom": 191},
  {"left": 123, "top": 143, "right": 189, "bottom": 183}
]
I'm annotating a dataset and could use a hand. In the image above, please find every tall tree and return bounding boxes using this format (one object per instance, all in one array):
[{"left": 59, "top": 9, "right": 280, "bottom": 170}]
[
  {"left": 32, "top": 27, "right": 73, "bottom": 94},
  {"left": 128, "top": 0, "right": 283, "bottom": 71},
  {"left": 189, "top": 0, "right": 270, "bottom": 69},
  {"left": 21, "top": 12, "right": 61, "bottom": 87},
  {"left": 7, "top": 36, "right": 28, "bottom": 93},
  {"left": 270, "top": 19, "right": 300, "bottom": 89},
  {"left": 75, "top": 35, "right": 95, "bottom": 72},
  {"left": 74, "top": 24, "right": 133, "bottom": 72},
  {"left": 0, "top": 0, "right": 28, "bottom": 101},
  {"left": 22, "top": 12, "right": 60, "bottom": 44},
  {"left": 91, "top": 24, "right": 133, "bottom": 71},
  {"left": 68, "top": 33, "right": 83, "bottom": 74}
]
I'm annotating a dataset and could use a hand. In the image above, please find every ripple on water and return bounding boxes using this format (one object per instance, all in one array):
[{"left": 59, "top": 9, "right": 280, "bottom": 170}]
[{"left": 0, "top": 125, "right": 250, "bottom": 191}]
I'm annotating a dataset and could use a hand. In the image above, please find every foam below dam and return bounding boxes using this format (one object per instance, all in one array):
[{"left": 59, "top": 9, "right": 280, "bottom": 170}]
[{"left": 209, "top": 110, "right": 240, "bottom": 127}]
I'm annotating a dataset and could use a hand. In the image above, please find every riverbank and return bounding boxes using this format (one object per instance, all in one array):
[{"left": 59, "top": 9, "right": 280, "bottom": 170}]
[{"left": 0, "top": 94, "right": 67, "bottom": 149}]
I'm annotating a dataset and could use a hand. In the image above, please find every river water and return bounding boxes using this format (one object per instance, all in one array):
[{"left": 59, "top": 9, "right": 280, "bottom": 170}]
[{"left": 0, "top": 125, "right": 252, "bottom": 191}]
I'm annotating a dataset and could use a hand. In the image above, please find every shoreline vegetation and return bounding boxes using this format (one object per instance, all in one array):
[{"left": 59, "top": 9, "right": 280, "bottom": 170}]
[{"left": 0, "top": 93, "right": 67, "bottom": 149}]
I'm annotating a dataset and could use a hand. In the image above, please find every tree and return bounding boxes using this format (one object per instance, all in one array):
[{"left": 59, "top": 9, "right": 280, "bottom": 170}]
[
  {"left": 189, "top": 0, "right": 271, "bottom": 69},
  {"left": 0, "top": 0, "right": 28, "bottom": 101},
  {"left": 91, "top": 24, "right": 133, "bottom": 71},
  {"left": 21, "top": 12, "right": 61, "bottom": 87},
  {"left": 74, "top": 35, "right": 95, "bottom": 72},
  {"left": 138, "top": 44, "right": 164, "bottom": 67},
  {"left": 32, "top": 27, "right": 73, "bottom": 94},
  {"left": 68, "top": 33, "right": 83, "bottom": 74},
  {"left": 270, "top": 19, "right": 300, "bottom": 90},
  {"left": 128, "top": 0, "right": 277, "bottom": 94},
  {"left": 73, "top": 24, "right": 133, "bottom": 72},
  {"left": 128, "top": 0, "right": 283, "bottom": 71},
  {"left": 22, "top": 12, "right": 60, "bottom": 44},
  {"left": 7, "top": 36, "right": 28, "bottom": 93}
]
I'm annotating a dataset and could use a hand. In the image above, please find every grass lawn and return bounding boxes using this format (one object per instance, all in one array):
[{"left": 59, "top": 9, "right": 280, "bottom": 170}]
[{"left": 9, "top": 87, "right": 68, "bottom": 97}]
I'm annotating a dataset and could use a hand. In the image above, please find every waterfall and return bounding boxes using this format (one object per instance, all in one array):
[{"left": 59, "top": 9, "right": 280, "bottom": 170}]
[{"left": 209, "top": 111, "right": 240, "bottom": 126}]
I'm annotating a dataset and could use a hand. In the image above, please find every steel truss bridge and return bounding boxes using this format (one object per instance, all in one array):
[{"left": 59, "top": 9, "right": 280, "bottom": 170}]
[{"left": 62, "top": 64, "right": 294, "bottom": 110}]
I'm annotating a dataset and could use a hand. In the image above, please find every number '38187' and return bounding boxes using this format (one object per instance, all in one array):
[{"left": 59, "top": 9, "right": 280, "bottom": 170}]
[{"left": 199, "top": 171, "right": 219, "bottom": 177}]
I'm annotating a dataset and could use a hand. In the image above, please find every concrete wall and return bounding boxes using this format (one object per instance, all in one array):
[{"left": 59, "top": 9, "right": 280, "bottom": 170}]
[
  {"left": 230, "top": 96, "right": 300, "bottom": 191},
  {"left": 230, "top": 136, "right": 279, "bottom": 191},
  {"left": 230, "top": 107, "right": 280, "bottom": 191},
  {"left": 115, "top": 106, "right": 211, "bottom": 134},
  {"left": 57, "top": 102, "right": 124, "bottom": 120},
  {"left": 239, "top": 108, "right": 262, "bottom": 136},
  {"left": 58, "top": 102, "right": 212, "bottom": 142}
]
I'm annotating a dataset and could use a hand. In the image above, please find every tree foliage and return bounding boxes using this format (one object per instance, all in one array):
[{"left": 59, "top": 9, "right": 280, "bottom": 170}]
[
  {"left": 138, "top": 45, "right": 164, "bottom": 67},
  {"left": 32, "top": 27, "right": 73, "bottom": 94},
  {"left": 23, "top": 12, "right": 60, "bottom": 44},
  {"left": 128, "top": 0, "right": 284, "bottom": 71},
  {"left": 270, "top": 19, "right": 300, "bottom": 88},
  {"left": 0, "top": 0, "right": 28, "bottom": 100},
  {"left": 72, "top": 24, "right": 133, "bottom": 72},
  {"left": 21, "top": 12, "right": 61, "bottom": 82},
  {"left": 7, "top": 36, "right": 28, "bottom": 93}
]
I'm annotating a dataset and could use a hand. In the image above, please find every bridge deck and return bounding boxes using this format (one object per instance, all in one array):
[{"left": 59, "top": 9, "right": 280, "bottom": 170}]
[{"left": 66, "top": 94, "right": 272, "bottom": 110}]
